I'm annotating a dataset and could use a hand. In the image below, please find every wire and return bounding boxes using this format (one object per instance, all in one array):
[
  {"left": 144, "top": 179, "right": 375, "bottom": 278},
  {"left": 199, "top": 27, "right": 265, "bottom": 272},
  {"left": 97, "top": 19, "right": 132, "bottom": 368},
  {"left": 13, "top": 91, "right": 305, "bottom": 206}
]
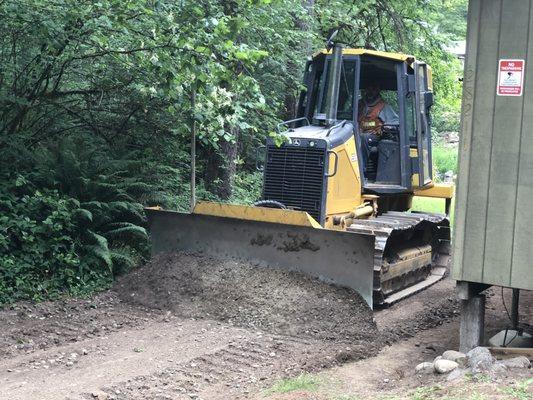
[
  {"left": 500, "top": 287, "right": 523, "bottom": 347},
  {"left": 502, "top": 327, "right": 519, "bottom": 347},
  {"left": 501, "top": 287, "right": 512, "bottom": 323}
]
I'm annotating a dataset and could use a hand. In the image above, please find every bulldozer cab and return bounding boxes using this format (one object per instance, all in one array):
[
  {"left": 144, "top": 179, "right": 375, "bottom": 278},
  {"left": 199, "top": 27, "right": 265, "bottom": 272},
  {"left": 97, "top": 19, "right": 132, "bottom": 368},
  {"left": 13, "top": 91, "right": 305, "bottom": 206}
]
[{"left": 296, "top": 48, "right": 434, "bottom": 193}]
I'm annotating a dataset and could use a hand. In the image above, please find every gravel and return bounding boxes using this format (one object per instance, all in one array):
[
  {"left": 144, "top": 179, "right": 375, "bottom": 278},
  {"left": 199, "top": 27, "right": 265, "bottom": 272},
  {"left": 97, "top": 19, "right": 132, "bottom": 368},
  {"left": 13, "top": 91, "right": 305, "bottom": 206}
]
[{"left": 115, "top": 251, "right": 378, "bottom": 344}]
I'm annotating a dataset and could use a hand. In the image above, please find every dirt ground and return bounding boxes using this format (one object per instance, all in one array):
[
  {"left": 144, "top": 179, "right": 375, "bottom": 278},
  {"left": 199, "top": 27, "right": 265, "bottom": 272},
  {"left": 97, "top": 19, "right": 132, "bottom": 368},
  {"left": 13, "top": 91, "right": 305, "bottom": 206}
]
[
  {"left": 258, "top": 287, "right": 533, "bottom": 400},
  {"left": 0, "top": 252, "right": 531, "bottom": 400}
]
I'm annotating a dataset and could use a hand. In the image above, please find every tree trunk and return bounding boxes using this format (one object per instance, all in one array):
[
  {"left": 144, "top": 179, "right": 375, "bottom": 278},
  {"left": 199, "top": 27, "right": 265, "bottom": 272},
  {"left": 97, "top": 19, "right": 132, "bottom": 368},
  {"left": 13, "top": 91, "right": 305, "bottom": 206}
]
[
  {"left": 204, "top": 0, "right": 245, "bottom": 200},
  {"left": 204, "top": 126, "right": 239, "bottom": 200},
  {"left": 283, "top": 0, "right": 315, "bottom": 121},
  {"left": 217, "top": 126, "right": 239, "bottom": 199}
]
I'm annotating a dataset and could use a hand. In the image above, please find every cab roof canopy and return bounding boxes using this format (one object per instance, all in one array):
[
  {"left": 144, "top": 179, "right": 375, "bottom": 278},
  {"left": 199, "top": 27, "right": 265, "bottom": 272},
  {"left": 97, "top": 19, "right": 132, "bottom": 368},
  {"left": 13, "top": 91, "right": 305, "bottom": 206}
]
[
  {"left": 314, "top": 48, "right": 416, "bottom": 63},
  {"left": 313, "top": 48, "right": 432, "bottom": 91}
]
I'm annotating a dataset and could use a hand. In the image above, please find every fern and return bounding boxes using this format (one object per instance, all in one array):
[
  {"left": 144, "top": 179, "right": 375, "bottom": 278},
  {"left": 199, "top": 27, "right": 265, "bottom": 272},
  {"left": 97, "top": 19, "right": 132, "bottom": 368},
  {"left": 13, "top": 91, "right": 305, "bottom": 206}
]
[
  {"left": 82, "top": 230, "right": 112, "bottom": 269},
  {"left": 73, "top": 208, "right": 93, "bottom": 224},
  {"left": 84, "top": 245, "right": 112, "bottom": 270},
  {"left": 103, "top": 225, "right": 147, "bottom": 241},
  {"left": 1, "top": 136, "right": 159, "bottom": 302},
  {"left": 109, "top": 249, "right": 136, "bottom": 273},
  {"left": 102, "top": 222, "right": 143, "bottom": 230},
  {"left": 85, "top": 230, "right": 109, "bottom": 248}
]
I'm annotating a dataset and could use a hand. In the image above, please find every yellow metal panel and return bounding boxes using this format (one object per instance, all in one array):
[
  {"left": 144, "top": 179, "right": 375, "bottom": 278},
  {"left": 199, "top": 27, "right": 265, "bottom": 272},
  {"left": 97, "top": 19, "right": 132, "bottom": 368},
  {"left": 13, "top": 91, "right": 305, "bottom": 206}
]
[
  {"left": 427, "top": 65, "right": 434, "bottom": 91},
  {"left": 315, "top": 48, "right": 415, "bottom": 63},
  {"left": 409, "top": 148, "right": 420, "bottom": 187},
  {"left": 193, "top": 202, "right": 322, "bottom": 228},
  {"left": 414, "top": 183, "right": 454, "bottom": 199},
  {"left": 412, "top": 174, "right": 420, "bottom": 187},
  {"left": 325, "top": 137, "right": 364, "bottom": 216}
]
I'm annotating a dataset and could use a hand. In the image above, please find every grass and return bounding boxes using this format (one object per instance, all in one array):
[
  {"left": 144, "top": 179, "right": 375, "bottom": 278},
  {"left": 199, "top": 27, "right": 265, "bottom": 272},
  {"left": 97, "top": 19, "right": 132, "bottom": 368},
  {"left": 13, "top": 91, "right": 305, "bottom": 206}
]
[
  {"left": 433, "top": 145, "right": 458, "bottom": 177},
  {"left": 411, "top": 196, "right": 448, "bottom": 214},
  {"left": 266, "top": 373, "right": 322, "bottom": 394},
  {"left": 500, "top": 378, "right": 533, "bottom": 400},
  {"left": 412, "top": 385, "right": 444, "bottom": 400},
  {"left": 396, "top": 378, "right": 533, "bottom": 400},
  {"left": 263, "top": 375, "right": 532, "bottom": 400},
  {"left": 411, "top": 196, "right": 455, "bottom": 225}
]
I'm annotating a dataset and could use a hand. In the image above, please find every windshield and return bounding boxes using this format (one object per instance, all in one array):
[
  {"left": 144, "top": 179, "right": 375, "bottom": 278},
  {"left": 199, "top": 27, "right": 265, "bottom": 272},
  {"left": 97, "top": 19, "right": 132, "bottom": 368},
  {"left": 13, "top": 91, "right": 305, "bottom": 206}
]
[{"left": 315, "top": 59, "right": 356, "bottom": 121}]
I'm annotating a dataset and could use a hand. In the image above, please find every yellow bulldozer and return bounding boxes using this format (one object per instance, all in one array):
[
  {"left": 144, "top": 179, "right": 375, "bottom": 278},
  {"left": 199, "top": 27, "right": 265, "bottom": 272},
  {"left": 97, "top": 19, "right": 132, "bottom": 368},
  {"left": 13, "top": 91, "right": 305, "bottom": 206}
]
[{"left": 147, "top": 43, "right": 454, "bottom": 308}]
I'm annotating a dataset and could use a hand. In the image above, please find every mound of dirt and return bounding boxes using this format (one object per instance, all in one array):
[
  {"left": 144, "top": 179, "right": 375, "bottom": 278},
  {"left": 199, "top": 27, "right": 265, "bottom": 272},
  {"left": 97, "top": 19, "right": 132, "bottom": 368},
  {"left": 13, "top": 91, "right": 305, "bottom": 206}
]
[{"left": 116, "top": 251, "right": 378, "bottom": 343}]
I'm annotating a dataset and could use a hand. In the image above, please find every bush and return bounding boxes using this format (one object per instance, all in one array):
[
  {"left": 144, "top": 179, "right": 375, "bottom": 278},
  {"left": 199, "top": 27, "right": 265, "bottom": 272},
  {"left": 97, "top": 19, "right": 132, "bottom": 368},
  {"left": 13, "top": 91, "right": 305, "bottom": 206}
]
[
  {"left": 0, "top": 182, "right": 111, "bottom": 304},
  {"left": 432, "top": 144, "right": 458, "bottom": 178},
  {"left": 230, "top": 171, "right": 263, "bottom": 205},
  {"left": 0, "top": 139, "right": 154, "bottom": 305}
]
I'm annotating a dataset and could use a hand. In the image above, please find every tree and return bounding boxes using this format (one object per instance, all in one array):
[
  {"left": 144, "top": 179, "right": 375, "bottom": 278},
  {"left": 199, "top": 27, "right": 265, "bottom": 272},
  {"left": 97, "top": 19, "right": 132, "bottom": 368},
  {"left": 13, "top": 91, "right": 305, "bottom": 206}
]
[{"left": 0, "top": 0, "right": 467, "bottom": 303}]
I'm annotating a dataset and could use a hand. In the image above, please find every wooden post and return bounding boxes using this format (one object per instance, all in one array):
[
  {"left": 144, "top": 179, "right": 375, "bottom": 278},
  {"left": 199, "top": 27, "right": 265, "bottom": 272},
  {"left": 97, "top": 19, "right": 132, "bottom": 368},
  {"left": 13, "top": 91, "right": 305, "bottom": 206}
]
[
  {"left": 190, "top": 85, "right": 197, "bottom": 213},
  {"left": 459, "top": 293, "right": 486, "bottom": 353}
]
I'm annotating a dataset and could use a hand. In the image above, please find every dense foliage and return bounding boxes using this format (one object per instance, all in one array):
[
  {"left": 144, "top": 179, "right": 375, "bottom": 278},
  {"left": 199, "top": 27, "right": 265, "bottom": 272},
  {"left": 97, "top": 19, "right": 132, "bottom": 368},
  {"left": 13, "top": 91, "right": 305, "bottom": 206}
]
[{"left": 0, "top": 0, "right": 467, "bottom": 303}]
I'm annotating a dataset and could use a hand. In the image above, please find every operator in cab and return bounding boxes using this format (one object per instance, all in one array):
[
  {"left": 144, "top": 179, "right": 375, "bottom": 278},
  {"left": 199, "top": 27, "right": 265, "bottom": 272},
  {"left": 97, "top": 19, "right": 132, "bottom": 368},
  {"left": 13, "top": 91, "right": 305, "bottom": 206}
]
[{"left": 358, "top": 83, "right": 399, "bottom": 173}]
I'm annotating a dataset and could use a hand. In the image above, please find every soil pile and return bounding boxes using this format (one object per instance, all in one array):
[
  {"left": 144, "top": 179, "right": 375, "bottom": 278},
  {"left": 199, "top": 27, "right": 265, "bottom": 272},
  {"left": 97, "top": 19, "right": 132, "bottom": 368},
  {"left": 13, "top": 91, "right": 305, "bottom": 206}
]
[{"left": 116, "top": 251, "right": 378, "bottom": 343}]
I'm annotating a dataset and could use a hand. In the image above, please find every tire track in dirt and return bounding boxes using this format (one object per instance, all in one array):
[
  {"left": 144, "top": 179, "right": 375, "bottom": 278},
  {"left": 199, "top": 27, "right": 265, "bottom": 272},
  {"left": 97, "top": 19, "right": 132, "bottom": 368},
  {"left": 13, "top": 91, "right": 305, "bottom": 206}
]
[{"left": 0, "top": 252, "right": 463, "bottom": 400}]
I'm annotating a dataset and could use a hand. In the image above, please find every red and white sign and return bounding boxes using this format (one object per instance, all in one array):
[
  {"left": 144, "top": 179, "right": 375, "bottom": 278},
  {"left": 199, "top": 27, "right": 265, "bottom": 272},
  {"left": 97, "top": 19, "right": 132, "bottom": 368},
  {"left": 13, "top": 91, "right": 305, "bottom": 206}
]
[{"left": 497, "top": 59, "right": 525, "bottom": 96}]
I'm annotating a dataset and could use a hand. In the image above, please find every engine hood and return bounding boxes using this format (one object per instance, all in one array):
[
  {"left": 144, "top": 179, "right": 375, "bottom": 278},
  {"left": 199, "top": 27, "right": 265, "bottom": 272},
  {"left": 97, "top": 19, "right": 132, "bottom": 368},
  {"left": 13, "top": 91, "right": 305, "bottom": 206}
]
[{"left": 270, "top": 122, "right": 355, "bottom": 149}]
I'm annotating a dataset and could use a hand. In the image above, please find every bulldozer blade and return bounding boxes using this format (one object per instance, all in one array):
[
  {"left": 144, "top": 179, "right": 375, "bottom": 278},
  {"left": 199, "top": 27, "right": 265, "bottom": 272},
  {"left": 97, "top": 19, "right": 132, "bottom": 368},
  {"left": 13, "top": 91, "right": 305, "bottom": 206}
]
[{"left": 146, "top": 208, "right": 376, "bottom": 308}]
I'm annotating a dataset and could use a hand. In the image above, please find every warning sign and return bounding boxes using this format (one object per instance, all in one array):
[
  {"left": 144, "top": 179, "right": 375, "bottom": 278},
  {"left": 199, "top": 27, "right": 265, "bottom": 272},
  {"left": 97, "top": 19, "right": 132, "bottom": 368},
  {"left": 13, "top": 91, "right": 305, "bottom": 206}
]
[{"left": 497, "top": 59, "right": 525, "bottom": 96}]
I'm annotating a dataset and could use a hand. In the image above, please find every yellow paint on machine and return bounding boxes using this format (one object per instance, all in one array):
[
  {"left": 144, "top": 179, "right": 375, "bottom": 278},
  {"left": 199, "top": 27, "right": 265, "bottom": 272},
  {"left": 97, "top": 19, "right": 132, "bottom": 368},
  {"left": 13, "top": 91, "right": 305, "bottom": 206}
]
[
  {"left": 193, "top": 202, "right": 322, "bottom": 228},
  {"left": 325, "top": 139, "right": 363, "bottom": 216},
  {"left": 415, "top": 183, "right": 454, "bottom": 199},
  {"left": 315, "top": 48, "right": 414, "bottom": 62}
]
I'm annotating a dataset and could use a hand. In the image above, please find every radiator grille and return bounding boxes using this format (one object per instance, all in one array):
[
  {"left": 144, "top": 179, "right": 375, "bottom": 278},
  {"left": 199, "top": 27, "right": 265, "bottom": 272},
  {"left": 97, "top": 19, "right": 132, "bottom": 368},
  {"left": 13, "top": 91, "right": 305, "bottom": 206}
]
[{"left": 263, "top": 145, "right": 326, "bottom": 222}]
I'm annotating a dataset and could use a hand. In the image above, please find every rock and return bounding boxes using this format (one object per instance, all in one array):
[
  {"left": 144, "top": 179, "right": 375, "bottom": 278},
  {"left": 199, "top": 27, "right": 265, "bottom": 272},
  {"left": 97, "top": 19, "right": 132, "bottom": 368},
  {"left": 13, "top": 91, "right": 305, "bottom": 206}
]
[
  {"left": 446, "top": 368, "right": 468, "bottom": 382},
  {"left": 499, "top": 356, "right": 531, "bottom": 369},
  {"left": 92, "top": 390, "right": 108, "bottom": 400},
  {"left": 467, "top": 347, "right": 494, "bottom": 373},
  {"left": 434, "top": 359, "right": 459, "bottom": 374},
  {"left": 442, "top": 350, "right": 467, "bottom": 365},
  {"left": 415, "top": 362, "right": 434, "bottom": 374},
  {"left": 442, "top": 350, "right": 466, "bottom": 362},
  {"left": 489, "top": 363, "right": 508, "bottom": 376}
]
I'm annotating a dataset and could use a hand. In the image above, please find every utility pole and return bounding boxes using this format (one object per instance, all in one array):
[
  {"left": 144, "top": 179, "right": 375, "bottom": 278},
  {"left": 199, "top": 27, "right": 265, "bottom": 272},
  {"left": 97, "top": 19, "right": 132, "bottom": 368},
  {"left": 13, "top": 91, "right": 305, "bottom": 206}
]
[{"left": 190, "top": 85, "right": 197, "bottom": 213}]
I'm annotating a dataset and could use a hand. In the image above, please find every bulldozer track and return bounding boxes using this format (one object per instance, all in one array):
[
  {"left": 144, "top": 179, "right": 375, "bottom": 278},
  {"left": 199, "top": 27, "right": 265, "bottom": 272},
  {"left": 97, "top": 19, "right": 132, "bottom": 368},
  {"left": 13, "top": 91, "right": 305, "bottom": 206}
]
[{"left": 347, "top": 211, "right": 451, "bottom": 307}]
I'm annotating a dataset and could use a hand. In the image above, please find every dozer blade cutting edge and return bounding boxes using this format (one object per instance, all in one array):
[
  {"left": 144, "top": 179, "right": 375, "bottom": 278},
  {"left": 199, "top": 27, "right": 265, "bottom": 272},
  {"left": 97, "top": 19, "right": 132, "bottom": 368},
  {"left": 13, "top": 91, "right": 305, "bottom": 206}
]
[{"left": 146, "top": 203, "right": 451, "bottom": 309}]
